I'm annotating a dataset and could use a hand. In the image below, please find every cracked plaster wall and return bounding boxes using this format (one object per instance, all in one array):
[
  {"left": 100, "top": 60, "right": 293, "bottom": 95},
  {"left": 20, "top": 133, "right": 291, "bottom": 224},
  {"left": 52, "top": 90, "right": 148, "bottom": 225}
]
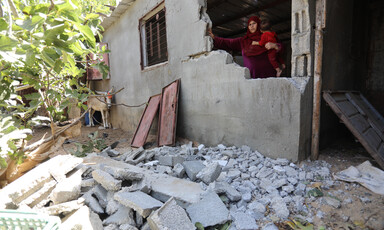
[{"left": 95, "top": 0, "right": 312, "bottom": 161}]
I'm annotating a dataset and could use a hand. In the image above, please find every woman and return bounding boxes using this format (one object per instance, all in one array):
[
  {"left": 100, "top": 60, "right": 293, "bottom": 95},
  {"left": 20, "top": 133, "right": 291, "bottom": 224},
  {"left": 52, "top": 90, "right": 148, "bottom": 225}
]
[{"left": 208, "top": 16, "right": 279, "bottom": 79}]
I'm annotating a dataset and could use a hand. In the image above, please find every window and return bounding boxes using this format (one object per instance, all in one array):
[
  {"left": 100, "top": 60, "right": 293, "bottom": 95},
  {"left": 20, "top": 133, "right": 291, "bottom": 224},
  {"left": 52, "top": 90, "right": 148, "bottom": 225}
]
[{"left": 140, "top": 3, "right": 168, "bottom": 68}]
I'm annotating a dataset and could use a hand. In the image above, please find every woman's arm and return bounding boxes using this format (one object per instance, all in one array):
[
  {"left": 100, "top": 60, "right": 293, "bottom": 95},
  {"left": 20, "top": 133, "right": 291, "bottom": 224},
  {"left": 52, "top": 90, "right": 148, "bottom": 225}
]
[{"left": 208, "top": 28, "right": 242, "bottom": 52}]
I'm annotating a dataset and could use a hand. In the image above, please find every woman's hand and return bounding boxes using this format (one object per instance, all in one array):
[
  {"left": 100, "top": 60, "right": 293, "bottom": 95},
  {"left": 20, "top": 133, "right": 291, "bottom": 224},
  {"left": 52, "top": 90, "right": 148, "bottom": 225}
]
[
  {"left": 208, "top": 28, "right": 215, "bottom": 39},
  {"left": 252, "top": 41, "right": 258, "bottom": 45},
  {"left": 265, "top": 42, "right": 279, "bottom": 50}
]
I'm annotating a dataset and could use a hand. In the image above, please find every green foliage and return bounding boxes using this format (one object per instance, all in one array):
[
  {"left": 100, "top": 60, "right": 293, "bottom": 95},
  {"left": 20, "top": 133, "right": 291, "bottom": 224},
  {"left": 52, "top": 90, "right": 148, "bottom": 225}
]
[
  {"left": 0, "top": 0, "right": 115, "bottom": 166},
  {"left": 71, "top": 131, "right": 107, "bottom": 157},
  {"left": 194, "top": 221, "right": 232, "bottom": 230},
  {"left": 307, "top": 188, "right": 324, "bottom": 198}
]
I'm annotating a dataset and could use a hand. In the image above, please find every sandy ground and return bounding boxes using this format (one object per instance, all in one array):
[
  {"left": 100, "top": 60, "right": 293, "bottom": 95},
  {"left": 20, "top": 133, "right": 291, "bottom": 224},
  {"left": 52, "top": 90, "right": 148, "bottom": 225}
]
[{"left": 30, "top": 125, "right": 383, "bottom": 229}]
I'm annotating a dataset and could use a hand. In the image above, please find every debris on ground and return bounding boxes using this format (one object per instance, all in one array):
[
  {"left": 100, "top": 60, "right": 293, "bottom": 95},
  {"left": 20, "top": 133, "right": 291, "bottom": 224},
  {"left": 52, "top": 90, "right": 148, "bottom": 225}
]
[{"left": 0, "top": 135, "right": 383, "bottom": 229}]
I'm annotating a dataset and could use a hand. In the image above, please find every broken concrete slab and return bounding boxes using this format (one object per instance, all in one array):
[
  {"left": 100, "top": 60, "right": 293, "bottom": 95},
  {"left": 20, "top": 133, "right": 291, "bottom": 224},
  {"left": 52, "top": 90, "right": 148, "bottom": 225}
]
[
  {"left": 183, "top": 160, "right": 205, "bottom": 181},
  {"left": 19, "top": 180, "right": 57, "bottom": 208},
  {"left": 103, "top": 204, "right": 136, "bottom": 226},
  {"left": 120, "top": 224, "right": 139, "bottom": 230},
  {"left": 41, "top": 198, "right": 85, "bottom": 215},
  {"left": 101, "top": 165, "right": 144, "bottom": 181},
  {"left": 196, "top": 162, "right": 222, "bottom": 184},
  {"left": 0, "top": 155, "right": 82, "bottom": 209},
  {"left": 158, "top": 155, "right": 186, "bottom": 167},
  {"left": 186, "top": 192, "right": 230, "bottom": 228},
  {"left": 82, "top": 190, "right": 104, "bottom": 214},
  {"left": 93, "top": 184, "right": 109, "bottom": 208},
  {"left": 214, "top": 182, "right": 242, "bottom": 202},
  {"left": 231, "top": 211, "right": 258, "bottom": 230},
  {"left": 83, "top": 156, "right": 204, "bottom": 205},
  {"left": 50, "top": 168, "right": 82, "bottom": 204},
  {"left": 148, "top": 197, "right": 195, "bottom": 230},
  {"left": 114, "top": 190, "right": 163, "bottom": 217},
  {"left": 173, "top": 163, "right": 185, "bottom": 178},
  {"left": 60, "top": 205, "right": 103, "bottom": 230},
  {"left": 92, "top": 169, "right": 122, "bottom": 191}
]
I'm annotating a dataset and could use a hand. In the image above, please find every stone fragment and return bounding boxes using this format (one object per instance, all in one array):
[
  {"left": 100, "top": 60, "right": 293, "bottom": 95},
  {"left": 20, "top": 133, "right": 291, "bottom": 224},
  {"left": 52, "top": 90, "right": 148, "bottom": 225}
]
[
  {"left": 119, "top": 224, "right": 138, "bottom": 230},
  {"left": 82, "top": 191, "right": 104, "bottom": 214},
  {"left": 93, "top": 184, "right": 108, "bottom": 208},
  {"left": 186, "top": 192, "right": 230, "bottom": 228},
  {"left": 231, "top": 211, "right": 258, "bottom": 230},
  {"left": 197, "top": 162, "right": 222, "bottom": 184},
  {"left": 256, "top": 167, "right": 274, "bottom": 179},
  {"left": 41, "top": 198, "right": 84, "bottom": 215},
  {"left": 272, "top": 178, "right": 288, "bottom": 189},
  {"left": 222, "top": 150, "right": 237, "bottom": 158},
  {"left": 262, "top": 223, "right": 279, "bottom": 230},
  {"left": 148, "top": 197, "right": 195, "bottom": 230},
  {"left": 248, "top": 201, "right": 266, "bottom": 213},
  {"left": 159, "top": 155, "right": 186, "bottom": 167},
  {"left": 19, "top": 180, "right": 57, "bottom": 208},
  {"left": 103, "top": 204, "right": 135, "bottom": 226},
  {"left": 214, "top": 182, "right": 242, "bottom": 202},
  {"left": 101, "top": 165, "right": 144, "bottom": 181},
  {"left": 227, "top": 169, "right": 241, "bottom": 180},
  {"left": 60, "top": 206, "right": 103, "bottom": 230},
  {"left": 271, "top": 197, "right": 289, "bottom": 219},
  {"left": 51, "top": 169, "right": 82, "bottom": 204},
  {"left": 92, "top": 169, "right": 122, "bottom": 191},
  {"left": 173, "top": 163, "right": 185, "bottom": 178},
  {"left": 274, "top": 158, "right": 290, "bottom": 166},
  {"left": 82, "top": 178, "right": 97, "bottom": 188},
  {"left": 183, "top": 161, "right": 205, "bottom": 181},
  {"left": 114, "top": 191, "right": 163, "bottom": 217}
]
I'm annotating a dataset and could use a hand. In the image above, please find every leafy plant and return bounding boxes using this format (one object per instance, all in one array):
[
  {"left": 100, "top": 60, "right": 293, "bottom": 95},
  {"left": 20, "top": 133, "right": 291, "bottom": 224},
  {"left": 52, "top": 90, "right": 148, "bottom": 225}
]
[
  {"left": 286, "top": 218, "right": 314, "bottom": 230},
  {"left": 194, "top": 221, "right": 232, "bottom": 230},
  {"left": 71, "top": 131, "right": 106, "bottom": 157},
  {"left": 307, "top": 188, "right": 324, "bottom": 198},
  {"left": 0, "top": 0, "right": 115, "bottom": 165}
]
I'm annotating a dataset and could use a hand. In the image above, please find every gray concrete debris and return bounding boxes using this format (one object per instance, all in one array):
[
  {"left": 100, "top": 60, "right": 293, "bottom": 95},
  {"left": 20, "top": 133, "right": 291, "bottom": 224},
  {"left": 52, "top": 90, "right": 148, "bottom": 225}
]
[
  {"left": 41, "top": 198, "right": 85, "bottom": 215},
  {"left": 323, "top": 196, "right": 341, "bottom": 208},
  {"left": 231, "top": 211, "right": 258, "bottom": 230},
  {"left": 125, "top": 147, "right": 154, "bottom": 165},
  {"left": 214, "top": 182, "right": 242, "bottom": 202},
  {"left": 248, "top": 201, "right": 266, "bottom": 214},
  {"left": 262, "top": 223, "right": 279, "bottom": 230},
  {"left": 19, "top": 180, "right": 57, "bottom": 208},
  {"left": 101, "top": 165, "right": 144, "bottom": 181},
  {"left": 51, "top": 169, "right": 82, "bottom": 205},
  {"left": 197, "top": 162, "right": 222, "bottom": 184},
  {"left": 119, "top": 224, "right": 139, "bottom": 230},
  {"left": 158, "top": 155, "right": 186, "bottom": 167},
  {"left": 124, "top": 177, "right": 152, "bottom": 194},
  {"left": 173, "top": 163, "right": 185, "bottom": 178},
  {"left": 60, "top": 206, "right": 103, "bottom": 230},
  {"left": 183, "top": 161, "right": 205, "bottom": 181},
  {"left": 114, "top": 191, "right": 163, "bottom": 217},
  {"left": 148, "top": 197, "right": 195, "bottom": 230},
  {"left": 92, "top": 169, "right": 122, "bottom": 191},
  {"left": 186, "top": 192, "right": 230, "bottom": 228},
  {"left": 271, "top": 196, "right": 289, "bottom": 219},
  {"left": 103, "top": 204, "right": 135, "bottom": 226},
  {"left": 93, "top": 184, "right": 109, "bottom": 208},
  {"left": 82, "top": 190, "right": 104, "bottom": 214}
]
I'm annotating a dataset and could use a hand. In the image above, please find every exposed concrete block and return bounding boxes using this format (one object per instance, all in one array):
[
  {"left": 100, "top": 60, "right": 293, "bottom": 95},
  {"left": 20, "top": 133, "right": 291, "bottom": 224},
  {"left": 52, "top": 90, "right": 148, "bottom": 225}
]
[
  {"left": 231, "top": 211, "right": 258, "bottom": 230},
  {"left": 186, "top": 192, "right": 230, "bottom": 228},
  {"left": 82, "top": 190, "right": 104, "bottom": 214},
  {"left": 19, "top": 180, "right": 57, "bottom": 208},
  {"left": 103, "top": 204, "right": 136, "bottom": 226},
  {"left": 124, "top": 177, "right": 152, "bottom": 194},
  {"left": 159, "top": 155, "right": 187, "bottom": 167},
  {"left": 173, "top": 163, "right": 185, "bottom": 178},
  {"left": 120, "top": 224, "right": 139, "bottom": 230},
  {"left": 0, "top": 155, "right": 82, "bottom": 209},
  {"left": 60, "top": 206, "right": 103, "bottom": 230},
  {"left": 196, "top": 162, "right": 222, "bottom": 184},
  {"left": 214, "top": 182, "right": 241, "bottom": 202},
  {"left": 41, "top": 198, "right": 85, "bottom": 215},
  {"left": 92, "top": 169, "right": 122, "bottom": 191},
  {"left": 148, "top": 197, "right": 195, "bottom": 230},
  {"left": 93, "top": 184, "right": 108, "bottom": 208},
  {"left": 84, "top": 156, "right": 204, "bottom": 205},
  {"left": 81, "top": 178, "right": 97, "bottom": 187},
  {"left": 101, "top": 165, "right": 144, "bottom": 180},
  {"left": 51, "top": 169, "right": 82, "bottom": 204},
  {"left": 114, "top": 191, "right": 163, "bottom": 217},
  {"left": 183, "top": 161, "right": 205, "bottom": 181}
]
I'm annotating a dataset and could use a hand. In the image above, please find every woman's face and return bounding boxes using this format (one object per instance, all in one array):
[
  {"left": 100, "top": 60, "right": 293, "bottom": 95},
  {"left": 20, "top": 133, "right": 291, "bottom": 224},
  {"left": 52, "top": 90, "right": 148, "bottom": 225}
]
[{"left": 248, "top": 20, "right": 257, "bottom": 33}]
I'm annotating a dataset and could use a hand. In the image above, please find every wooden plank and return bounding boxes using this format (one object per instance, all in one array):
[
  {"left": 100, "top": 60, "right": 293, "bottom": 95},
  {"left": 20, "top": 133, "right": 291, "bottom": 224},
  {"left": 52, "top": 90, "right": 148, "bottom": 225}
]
[
  {"left": 363, "top": 128, "right": 382, "bottom": 150},
  {"left": 131, "top": 94, "right": 161, "bottom": 148},
  {"left": 158, "top": 79, "right": 180, "bottom": 146},
  {"left": 349, "top": 114, "right": 370, "bottom": 134},
  {"left": 337, "top": 101, "right": 359, "bottom": 117}
]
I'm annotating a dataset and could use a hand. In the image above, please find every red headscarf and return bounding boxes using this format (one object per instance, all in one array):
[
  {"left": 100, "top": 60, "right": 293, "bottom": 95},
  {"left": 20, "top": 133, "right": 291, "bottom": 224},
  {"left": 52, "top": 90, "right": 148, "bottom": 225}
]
[{"left": 242, "top": 16, "right": 266, "bottom": 56}]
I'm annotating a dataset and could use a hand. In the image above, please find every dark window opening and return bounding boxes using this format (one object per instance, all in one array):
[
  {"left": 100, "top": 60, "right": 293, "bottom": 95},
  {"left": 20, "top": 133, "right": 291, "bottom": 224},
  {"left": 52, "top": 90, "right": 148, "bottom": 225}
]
[{"left": 140, "top": 7, "right": 168, "bottom": 68}]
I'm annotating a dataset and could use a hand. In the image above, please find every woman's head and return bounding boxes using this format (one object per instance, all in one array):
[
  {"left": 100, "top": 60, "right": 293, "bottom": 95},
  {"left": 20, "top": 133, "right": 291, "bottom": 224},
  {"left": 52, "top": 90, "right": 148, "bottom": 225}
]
[{"left": 247, "top": 16, "right": 261, "bottom": 34}]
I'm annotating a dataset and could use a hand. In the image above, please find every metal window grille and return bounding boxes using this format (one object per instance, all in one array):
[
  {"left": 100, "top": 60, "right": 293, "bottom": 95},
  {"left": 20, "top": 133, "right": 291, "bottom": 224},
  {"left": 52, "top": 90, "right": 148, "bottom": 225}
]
[{"left": 141, "top": 8, "right": 168, "bottom": 67}]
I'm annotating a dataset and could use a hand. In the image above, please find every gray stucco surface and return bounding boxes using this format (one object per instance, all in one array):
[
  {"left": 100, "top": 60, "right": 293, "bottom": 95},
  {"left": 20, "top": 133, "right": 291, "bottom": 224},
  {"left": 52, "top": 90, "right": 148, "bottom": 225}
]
[{"left": 96, "top": 0, "right": 313, "bottom": 161}]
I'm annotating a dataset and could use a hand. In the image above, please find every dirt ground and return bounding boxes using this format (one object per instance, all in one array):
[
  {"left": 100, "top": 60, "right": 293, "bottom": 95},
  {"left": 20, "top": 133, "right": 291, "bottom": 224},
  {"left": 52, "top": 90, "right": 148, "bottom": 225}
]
[{"left": 30, "top": 125, "right": 384, "bottom": 229}]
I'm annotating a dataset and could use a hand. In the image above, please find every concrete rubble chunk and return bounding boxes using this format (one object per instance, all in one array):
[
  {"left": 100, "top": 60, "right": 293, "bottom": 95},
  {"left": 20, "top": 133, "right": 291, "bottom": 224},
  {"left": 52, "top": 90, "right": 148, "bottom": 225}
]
[
  {"left": 19, "top": 180, "right": 57, "bottom": 208},
  {"left": 41, "top": 198, "right": 85, "bottom": 215},
  {"left": 120, "top": 224, "right": 139, "bottom": 230},
  {"left": 83, "top": 155, "right": 204, "bottom": 206},
  {"left": 262, "top": 223, "right": 279, "bottom": 230},
  {"left": 231, "top": 211, "right": 258, "bottom": 230},
  {"left": 82, "top": 190, "right": 104, "bottom": 214},
  {"left": 60, "top": 206, "right": 103, "bottom": 230},
  {"left": 81, "top": 178, "right": 97, "bottom": 188},
  {"left": 148, "top": 197, "right": 195, "bottom": 230},
  {"left": 101, "top": 165, "right": 144, "bottom": 180},
  {"left": 323, "top": 196, "right": 341, "bottom": 208},
  {"left": 51, "top": 169, "right": 82, "bottom": 205},
  {"left": 197, "top": 162, "right": 222, "bottom": 184},
  {"left": 214, "top": 182, "right": 241, "bottom": 202},
  {"left": 271, "top": 196, "right": 289, "bottom": 219},
  {"left": 114, "top": 191, "right": 163, "bottom": 217},
  {"left": 186, "top": 192, "right": 230, "bottom": 228},
  {"left": 103, "top": 204, "right": 136, "bottom": 226},
  {"left": 182, "top": 161, "right": 205, "bottom": 181},
  {"left": 93, "top": 184, "right": 108, "bottom": 208},
  {"left": 227, "top": 169, "right": 241, "bottom": 180},
  {"left": 124, "top": 177, "right": 152, "bottom": 194},
  {"left": 0, "top": 155, "right": 82, "bottom": 209},
  {"left": 92, "top": 169, "right": 122, "bottom": 191},
  {"left": 159, "top": 155, "right": 186, "bottom": 167},
  {"left": 125, "top": 147, "right": 153, "bottom": 165},
  {"left": 173, "top": 163, "right": 185, "bottom": 178}
]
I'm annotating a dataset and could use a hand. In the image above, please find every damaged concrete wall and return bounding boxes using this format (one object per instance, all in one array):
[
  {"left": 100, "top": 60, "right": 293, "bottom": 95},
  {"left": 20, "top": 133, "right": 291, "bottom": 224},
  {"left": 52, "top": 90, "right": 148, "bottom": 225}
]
[{"left": 96, "top": 0, "right": 312, "bottom": 161}]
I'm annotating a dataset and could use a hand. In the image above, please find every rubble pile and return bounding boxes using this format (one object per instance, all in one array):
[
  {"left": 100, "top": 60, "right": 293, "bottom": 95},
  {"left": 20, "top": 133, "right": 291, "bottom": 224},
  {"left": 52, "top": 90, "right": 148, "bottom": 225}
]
[{"left": 1, "top": 142, "right": 382, "bottom": 229}]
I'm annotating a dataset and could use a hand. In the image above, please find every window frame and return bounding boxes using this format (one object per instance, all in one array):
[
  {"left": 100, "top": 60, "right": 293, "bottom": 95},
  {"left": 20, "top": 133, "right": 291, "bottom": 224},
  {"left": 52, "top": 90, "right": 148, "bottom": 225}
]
[{"left": 139, "top": 2, "right": 168, "bottom": 69}]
